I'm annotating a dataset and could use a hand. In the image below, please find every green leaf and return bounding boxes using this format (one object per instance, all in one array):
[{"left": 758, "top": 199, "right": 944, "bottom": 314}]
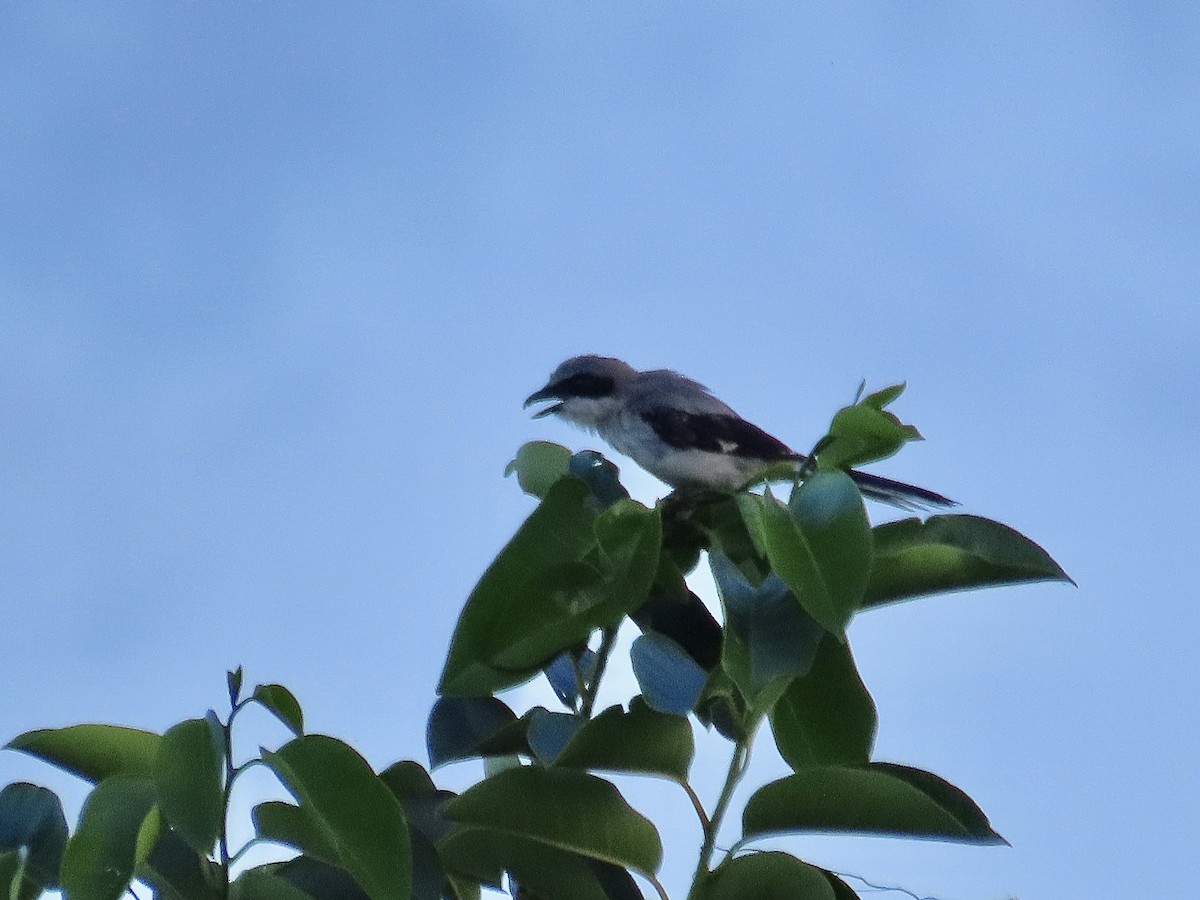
[
  {"left": 252, "top": 801, "right": 340, "bottom": 866},
  {"left": 525, "top": 709, "right": 583, "bottom": 764},
  {"left": 438, "top": 829, "right": 639, "bottom": 900},
  {"left": 155, "top": 718, "right": 225, "bottom": 855},
  {"left": 506, "top": 441, "right": 573, "bottom": 498},
  {"left": 743, "top": 763, "right": 1006, "bottom": 844},
  {"left": 770, "top": 634, "right": 877, "bottom": 769},
  {"left": 445, "top": 767, "right": 662, "bottom": 876},
  {"left": 818, "top": 383, "right": 923, "bottom": 471},
  {"left": 630, "top": 633, "right": 708, "bottom": 716},
  {"left": 136, "top": 826, "right": 221, "bottom": 900},
  {"left": 697, "top": 851, "right": 836, "bottom": 900},
  {"left": 709, "top": 553, "right": 824, "bottom": 712},
  {"left": 269, "top": 856, "right": 371, "bottom": 900},
  {"left": 263, "top": 734, "right": 411, "bottom": 900},
  {"left": 864, "top": 514, "right": 1074, "bottom": 609},
  {"left": 252, "top": 684, "right": 305, "bottom": 736},
  {"left": 0, "top": 782, "right": 68, "bottom": 890},
  {"left": 738, "top": 473, "right": 871, "bottom": 635},
  {"left": 488, "top": 498, "right": 661, "bottom": 671},
  {"left": 227, "top": 667, "right": 244, "bottom": 707},
  {"left": 438, "top": 478, "right": 598, "bottom": 696},
  {"left": 426, "top": 696, "right": 519, "bottom": 768},
  {"left": 7, "top": 725, "right": 160, "bottom": 784},
  {"left": 554, "top": 697, "right": 695, "bottom": 783},
  {"left": 61, "top": 774, "right": 157, "bottom": 900},
  {"left": 231, "top": 866, "right": 320, "bottom": 900}
]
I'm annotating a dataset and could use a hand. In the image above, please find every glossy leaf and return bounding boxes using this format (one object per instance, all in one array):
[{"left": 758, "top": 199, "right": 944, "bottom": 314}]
[
  {"left": 488, "top": 498, "right": 660, "bottom": 671},
  {"left": 253, "top": 801, "right": 339, "bottom": 865},
  {"left": 506, "top": 441, "right": 574, "bottom": 497},
  {"left": 554, "top": 698, "right": 694, "bottom": 783},
  {"left": 743, "top": 763, "right": 1006, "bottom": 844},
  {"left": 271, "top": 856, "right": 371, "bottom": 900},
  {"left": 824, "top": 870, "right": 862, "bottom": 900},
  {"left": 770, "top": 635, "right": 876, "bottom": 769},
  {"left": 252, "top": 684, "right": 305, "bottom": 736},
  {"left": 737, "top": 474, "right": 871, "bottom": 635},
  {"left": 136, "top": 826, "right": 221, "bottom": 900},
  {"left": 426, "top": 696, "right": 519, "bottom": 768},
  {"left": 630, "top": 633, "right": 707, "bottom": 716},
  {"left": 438, "top": 478, "right": 598, "bottom": 696},
  {"left": 0, "top": 782, "right": 68, "bottom": 890},
  {"left": 817, "top": 383, "right": 923, "bottom": 471},
  {"left": 864, "top": 514, "right": 1073, "bottom": 609},
  {"left": 155, "top": 718, "right": 225, "bottom": 854},
  {"left": 264, "top": 734, "right": 411, "bottom": 900},
  {"left": 7, "top": 725, "right": 160, "bottom": 784},
  {"left": 445, "top": 766, "right": 662, "bottom": 876},
  {"left": 710, "top": 553, "right": 824, "bottom": 712},
  {"left": 697, "top": 851, "right": 836, "bottom": 900},
  {"left": 61, "top": 774, "right": 157, "bottom": 900},
  {"left": 439, "top": 829, "right": 642, "bottom": 900},
  {"left": 231, "top": 866, "right": 318, "bottom": 900}
]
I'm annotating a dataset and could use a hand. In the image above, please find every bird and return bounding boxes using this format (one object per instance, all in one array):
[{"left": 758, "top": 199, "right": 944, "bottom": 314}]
[{"left": 524, "top": 355, "right": 955, "bottom": 510}]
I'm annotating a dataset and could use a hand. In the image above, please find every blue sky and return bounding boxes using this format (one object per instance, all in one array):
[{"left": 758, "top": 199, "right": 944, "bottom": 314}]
[{"left": 2, "top": 3, "right": 1197, "bottom": 898}]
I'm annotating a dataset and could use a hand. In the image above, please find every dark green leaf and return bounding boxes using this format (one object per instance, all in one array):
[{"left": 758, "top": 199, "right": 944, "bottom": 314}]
[
  {"left": 272, "top": 856, "right": 371, "bottom": 900},
  {"left": 252, "top": 801, "right": 339, "bottom": 865},
  {"left": 488, "top": 498, "right": 660, "bottom": 671},
  {"left": 377, "top": 760, "right": 455, "bottom": 843},
  {"left": 506, "top": 441, "right": 574, "bottom": 497},
  {"left": 252, "top": 684, "right": 305, "bottom": 737},
  {"left": 554, "top": 698, "right": 694, "bottom": 783},
  {"left": 770, "top": 635, "right": 876, "bottom": 769},
  {"left": 227, "top": 667, "right": 244, "bottom": 707},
  {"left": 630, "top": 633, "right": 707, "bottom": 716},
  {"left": 231, "top": 866, "right": 319, "bottom": 900},
  {"left": 710, "top": 553, "right": 824, "bottom": 712},
  {"left": 155, "top": 718, "right": 225, "bottom": 854},
  {"left": 426, "top": 696, "right": 519, "bottom": 768},
  {"left": 264, "top": 735, "right": 411, "bottom": 900},
  {"left": 61, "top": 774, "right": 157, "bottom": 900},
  {"left": 0, "top": 782, "right": 68, "bottom": 889},
  {"left": 697, "top": 851, "right": 836, "bottom": 900},
  {"left": 817, "top": 384, "right": 923, "bottom": 471},
  {"left": 864, "top": 514, "right": 1074, "bottom": 609},
  {"left": 743, "top": 763, "right": 1006, "bottom": 844},
  {"left": 445, "top": 767, "right": 662, "bottom": 876},
  {"left": 7, "top": 725, "right": 160, "bottom": 784},
  {"left": 438, "top": 478, "right": 598, "bottom": 696},
  {"left": 137, "top": 826, "right": 221, "bottom": 900},
  {"left": 824, "top": 870, "right": 861, "bottom": 899},
  {"left": 439, "top": 828, "right": 641, "bottom": 900}
]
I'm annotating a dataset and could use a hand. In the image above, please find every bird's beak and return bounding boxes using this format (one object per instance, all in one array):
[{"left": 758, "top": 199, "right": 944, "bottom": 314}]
[{"left": 524, "top": 385, "right": 564, "bottom": 418}]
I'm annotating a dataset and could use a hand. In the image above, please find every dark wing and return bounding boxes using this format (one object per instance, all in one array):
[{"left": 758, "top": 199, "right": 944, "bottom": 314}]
[{"left": 641, "top": 407, "right": 794, "bottom": 460}]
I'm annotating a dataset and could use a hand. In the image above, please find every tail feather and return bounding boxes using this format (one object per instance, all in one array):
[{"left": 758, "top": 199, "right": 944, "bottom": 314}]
[{"left": 847, "top": 468, "right": 956, "bottom": 511}]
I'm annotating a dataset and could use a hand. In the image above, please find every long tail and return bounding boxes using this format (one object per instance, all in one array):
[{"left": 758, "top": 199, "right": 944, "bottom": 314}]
[{"left": 846, "top": 468, "right": 956, "bottom": 511}]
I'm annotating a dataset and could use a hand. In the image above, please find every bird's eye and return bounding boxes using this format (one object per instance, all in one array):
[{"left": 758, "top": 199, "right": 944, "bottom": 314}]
[{"left": 556, "top": 373, "right": 616, "bottom": 398}]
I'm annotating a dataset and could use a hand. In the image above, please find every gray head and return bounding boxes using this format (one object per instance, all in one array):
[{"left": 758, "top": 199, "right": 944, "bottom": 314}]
[{"left": 524, "top": 355, "right": 638, "bottom": 428}]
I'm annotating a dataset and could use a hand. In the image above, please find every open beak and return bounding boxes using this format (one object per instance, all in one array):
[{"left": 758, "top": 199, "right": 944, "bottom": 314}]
[{"left": 524, "top": 385, "right": 563, "bottom": 418}]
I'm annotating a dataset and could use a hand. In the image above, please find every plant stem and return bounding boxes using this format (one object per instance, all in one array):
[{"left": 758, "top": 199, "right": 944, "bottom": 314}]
[
  {"left": 218, "top": 711, "right": 237, "bottom": 899},
  {"left": 687, "top": 732, "right": 754, "bottom": 898},
  {"left": 579, "top": 626, "right": 618, "bottom": 720}
]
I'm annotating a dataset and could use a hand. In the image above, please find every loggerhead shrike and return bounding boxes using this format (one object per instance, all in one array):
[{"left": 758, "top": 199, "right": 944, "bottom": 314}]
[{"left": 525, "top": 355, "right": 955, "bottom": 510}]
